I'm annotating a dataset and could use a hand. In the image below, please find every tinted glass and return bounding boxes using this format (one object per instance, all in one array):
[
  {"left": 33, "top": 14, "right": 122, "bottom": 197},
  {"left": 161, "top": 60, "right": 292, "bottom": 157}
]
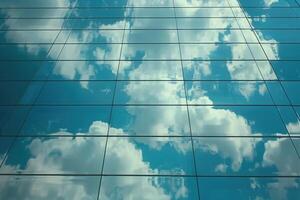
[{"left": 1, "top": 0, "right": 299, "bottom": 199}]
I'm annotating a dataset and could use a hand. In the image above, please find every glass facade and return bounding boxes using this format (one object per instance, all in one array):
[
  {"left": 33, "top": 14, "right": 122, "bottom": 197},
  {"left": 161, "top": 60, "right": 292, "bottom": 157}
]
[{"left": 0, "top": 0, "right": 300, "bottom": 199}]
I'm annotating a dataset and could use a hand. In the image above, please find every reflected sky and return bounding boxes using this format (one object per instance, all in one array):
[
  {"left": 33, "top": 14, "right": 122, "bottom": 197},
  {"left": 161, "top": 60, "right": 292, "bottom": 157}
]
[{"left": 0, "top": 0, "right": 300, "bottom": 199}]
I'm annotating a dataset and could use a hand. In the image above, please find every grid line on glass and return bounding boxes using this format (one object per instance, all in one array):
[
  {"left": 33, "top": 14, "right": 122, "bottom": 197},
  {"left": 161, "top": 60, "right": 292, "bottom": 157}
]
[
  {"left": 0, "top": 2, "right": 77, "bottom": 167},
  {"left": 233, "top": 0, "right": 300, "bottom": 160},
  {"left": 95, "top": 11, "right": 127, "bottom": 200},
  {"left": 172, "top": 0, "right": 201, "bottom": 199},
  {"left": 0, "top": 1, "right": 300, "bottom": 199}
]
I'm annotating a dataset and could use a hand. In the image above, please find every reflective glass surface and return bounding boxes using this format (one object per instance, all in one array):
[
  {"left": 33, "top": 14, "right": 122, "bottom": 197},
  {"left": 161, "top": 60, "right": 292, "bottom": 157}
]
[{"left": 0, "top": 0, "right": 300, "bottom": 199}]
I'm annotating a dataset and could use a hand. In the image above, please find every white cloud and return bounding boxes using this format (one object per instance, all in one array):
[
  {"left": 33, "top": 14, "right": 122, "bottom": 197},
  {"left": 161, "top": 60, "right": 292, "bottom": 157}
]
[
  {"left": 259, "top": 84, "right": 267, "bottom": 96},
  {"left": 0, "top": 121, "right": 188, "bottom": 200},
  {"left": 286, "top": 121, "right": 300, "bottom": 135},
  {"left": 94, "top": 21, "right": 126, "bottom": 75},
  {"left": 104, "top": 0, "right": 272, "bottom": 170},
  {"left": 264, "top": 0, "right": 279, "bottom": 6},
  {"left": 1, "top": 0, "right": 70, "bottom": 54},
  {"left": 215, "top": 163, "right": 228, "bottom": 173},
  {"left": 263, "top": 138, "right": 300, "bottom": 200},
  {"left": 263, "top": 138, "right": 300, "bottom": 175},
  {"left": 1, "top": 0, "right": 282, "bottom": 175}
]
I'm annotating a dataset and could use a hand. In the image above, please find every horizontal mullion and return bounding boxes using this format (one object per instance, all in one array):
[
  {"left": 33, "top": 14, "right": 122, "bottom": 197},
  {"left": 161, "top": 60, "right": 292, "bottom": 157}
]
[
  {"left": 1, "top": 6, "right": 299, "bottom": 9},
  {"left": 0, "top": 59, "right": 297, "bottom": 62},
  {"left": 0, "top": 104, "right": 297, "bottom": 107},
  {"left": 31, "top": 79, "right": 300, "bottom": 82},
  {"left": 2, "top": 79, "right": 300, "bottom": 82},
  {"left": 1, "top": 104, "right": 298, "bottom": 107},
  {"left": 0, "top": 42, "right": 298, "bottom": 45},
  {"left": 0, "top": 134, "right": 298, "bottom": 138},
  {"left": 2, "top": 28, "right": 300, "bottom": 31},
  {"left": 2, "top": 16, "right": 300, "bottom": 19},
  {"left": 0, "top": 60, "right": 298, "bottom": 63},
  {"left": 0, "top": 173, "right": 298, "bottom": 178}
]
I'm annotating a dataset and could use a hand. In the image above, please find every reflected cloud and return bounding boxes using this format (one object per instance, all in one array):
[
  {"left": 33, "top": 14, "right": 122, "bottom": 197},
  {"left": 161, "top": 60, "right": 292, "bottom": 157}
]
[
  {"left": 0, "top": 121, "right": 192, "bottom": 200},
  {"left": 0, "top": 0, "right": 298, "bottom": 199},
  {"left": 1, "top": 0, "right": 70, "bottom": 54}
]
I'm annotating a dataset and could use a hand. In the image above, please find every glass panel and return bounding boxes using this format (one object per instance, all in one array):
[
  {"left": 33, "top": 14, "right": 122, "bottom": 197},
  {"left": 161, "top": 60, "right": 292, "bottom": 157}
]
[
  {"left": 104, "top": 137, "right": 195, "bottom": 175},
  {"left": 282, "top": 81, "right": 300, "bottom": 104},
  {"left": 272, "top": 61, "right": 300, "bottom": 80},
  {"left": 182, "top": 61, "right": 263, "bottom": 80},
  {"left": 73, "top": 8, "right": 127, "bottom": 18},
  {"left": 194, "top": 137, "right": 300, "bottom": 176},
  {"left": 176, "top": 8, "right": 234, "bottom": 17},
  {"left": 100, "top": 176, "right": 199, "bottom": 200},
  {"left": 293, "top": 138, "right": 300, "bottom": 154},
  {"left": 0, "top": 137, "right": 106, "bottom": 174},
  {"left": 0, "top": 0, "right": 71, "bottom": 8},
  {"left": 118, "top": 60, "right": 183, "bottom": 80},
  {"left": 0, "top": 138, "right": 14, "bottom": 164},
  {"left": 0, "top": 61, "right": 55, "bottom": 81},
  {"left": 121, "top": 44, "right": 180, "bottom": 60},
  {"left": 179, "top": 30, "right": 246, "bottom": 43},
  {"left": 20, "top": 106, "right": 111, "bottom": 136},
  {"left": 177, "top": 18, "right": 239, "bottom": 29},
  {"left": 0, "top": 44, "right": 51, "bottom": 60},
  {"left": 186, "top": 81, "right": 273, "bottom": 105},
  {"left": 124, "top": 30, "right": 178, "bottom": 43},
  {"left": 127, "top": 19, "right": 176, "bottom": 29},
  {"left": 0, "top": 31, "right": 59, "bottom": 43},
  {"left": 110, "top": 106, "right": 190, "bottom": 136},
  {"left": 189, "top": 106, "right": 289, "bottom": 136},
  {"left": 115, "top": 81, "right": 186, "bottom": 104},
  {"left": 0, "top": 176, "right": 100, "bottom": 200},
  {"left": 181, "top": 44, "right": 266, "bottom": 60},
  {"left": 234, "top": 8, "right": 300, "bottom": 17},
  {"left": 0, "top": 82, "right": 42, "bottom": 105},
  {"left": 36, "top": 81, "right": 114, "bottom": 105},
  {"left": 234, "top": 0, "right": 298, "bottom": 7},
  {"left": 278, "top": 106, "right": 300, "bottom": 136},
  {"left": 175, "top": 0, "right": 228, "bottom": 7},
  {"left": 50, "top": 60, "right": 118, "bottom": 81},
  {"left": 3, "top": 19, "right": 66, "bottom": 30},
  {"left": 266, "top": 81, "right": 290, "bottom": 105},
  {"left": 266, "top": 44, "right": 300, "bottom": 60},
  {"left": 59, "top": 44, "right": 122, "bottom": 60},
  {"left": 0, "top": 106, "right": 29, "bottom": 135},
  {"left": 128, "top": 8, "right": 174, "bottom": 17},
  {"left": 252, "top": 18, "right": 300, "bottom": 29},
  {"left": 199, "top": 177, "right": 300, "bottom": 200}
]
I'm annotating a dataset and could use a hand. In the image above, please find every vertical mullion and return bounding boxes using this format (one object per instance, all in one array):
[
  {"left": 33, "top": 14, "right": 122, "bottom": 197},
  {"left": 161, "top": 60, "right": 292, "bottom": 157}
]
[
  {"left": 172, "top": 0, "right": 201, "bottom": 199},
  {"left": 96, "top": 9, "right": 127, "bottom": 200},
  {"left": 294, "top": 0, "right": 300, "bottom": 7},
  {"left": 225, "top": 0, "right": 278, "bottom": 105},
  {"left": 233, "top": 0, "right": 300, "bottom": 159},
  {"left": 0, "top": 2, "right": 77, "bottom": 168}
]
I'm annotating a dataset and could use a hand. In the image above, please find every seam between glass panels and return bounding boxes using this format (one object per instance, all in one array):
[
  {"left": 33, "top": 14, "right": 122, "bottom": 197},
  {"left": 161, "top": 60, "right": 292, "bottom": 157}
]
[
  {"left": 172, "top": 0, "right": 201, "bottom": 200},
  {"left": 225, "top": 0, "right": 281, "bottom": 114},
  {"left": 4, "top": 16, "right": 300, "bottom": 19},
  {"left": 5, "top": 80, "right": 300, "bottom": 82},
  {"left": 0, "top": 173, "right": 299, "bottom": 178},
  {"left": 0, "top": 104, "right": 299, "bottom": 107},
  {"left": 96, "top": 10, "right": 127, "bottom": 200},
  {"left": 1, "top": 6, "right": 300, "bottom": 9},
  {"left": 4, "top": 28, "right": 300, "bottom": 31},
  {"left": 0, "top": 135, "right": 299, "bottom": 138},
  {"left": 294, "top": 0, "right": 300, "bottom": 7},
  {"left": 0, "top": 41, "right": 300, "bottom": 44},
  {"left": 0, "top": 1, "right": 77, "bottom": 168},
  {"left": 234, "top": 0, "right": 300, "bottom": 159},
  {"left": 2, "top": 59, "right": 300, "bottom": 61}
]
